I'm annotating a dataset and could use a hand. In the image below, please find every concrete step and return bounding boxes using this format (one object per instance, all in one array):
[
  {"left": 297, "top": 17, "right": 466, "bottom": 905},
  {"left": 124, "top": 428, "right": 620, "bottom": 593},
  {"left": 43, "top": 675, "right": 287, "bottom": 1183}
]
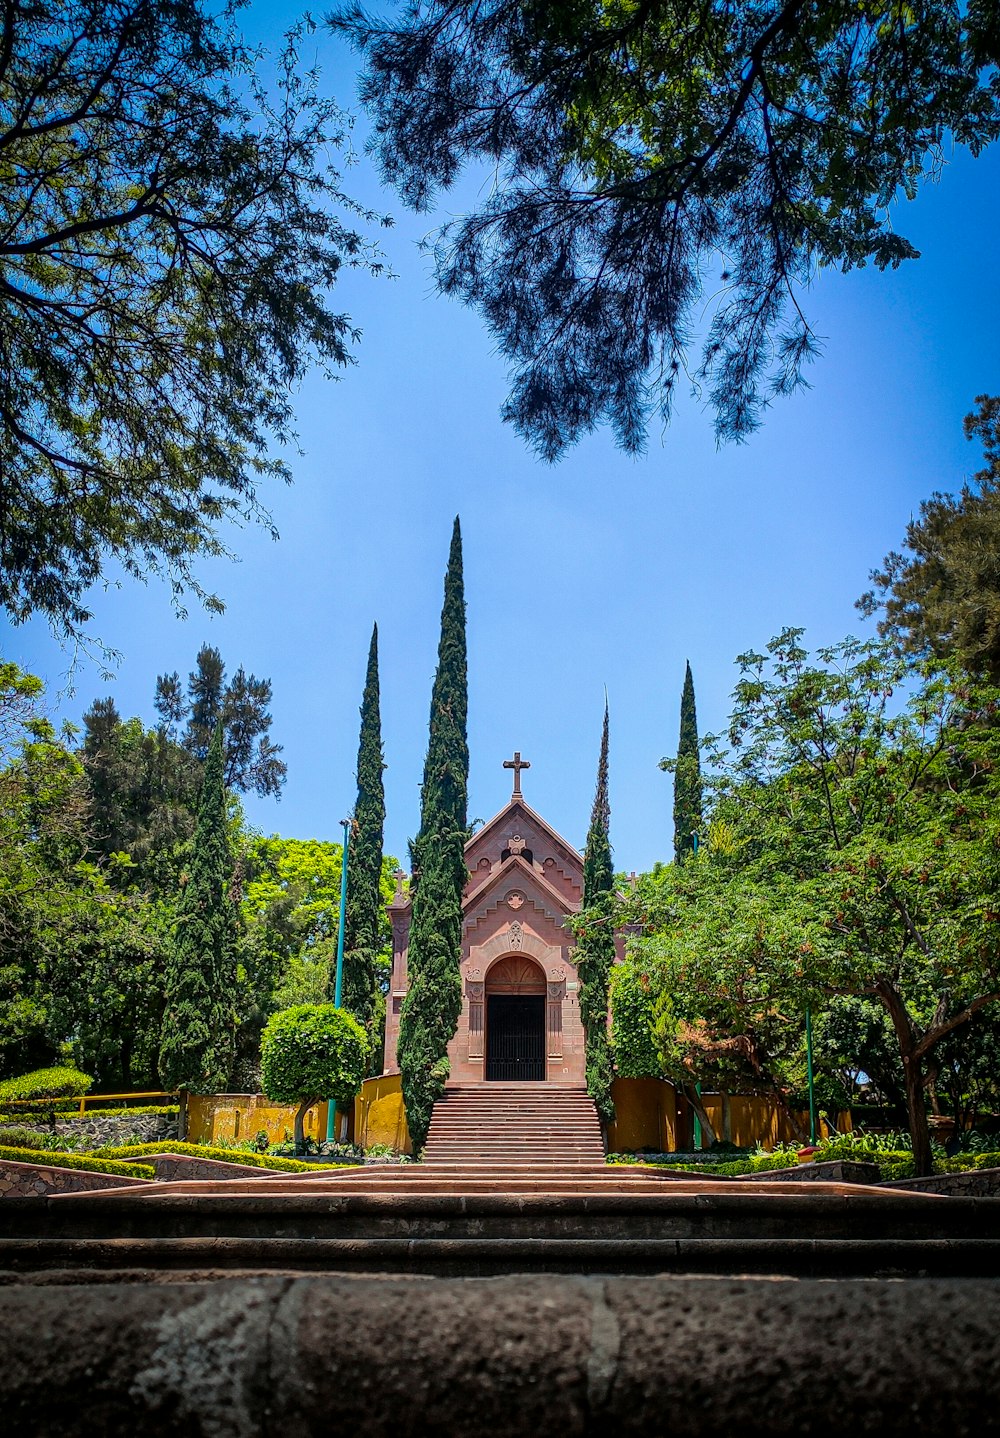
[{"left": 4, "top": 1234, "right": 1000, "bottom": 1280}]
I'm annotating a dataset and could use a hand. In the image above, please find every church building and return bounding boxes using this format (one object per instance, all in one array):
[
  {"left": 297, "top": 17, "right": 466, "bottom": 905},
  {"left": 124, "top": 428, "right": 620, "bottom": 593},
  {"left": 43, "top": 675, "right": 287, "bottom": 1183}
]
[{"left": 384, "top": 752, "right": 611, "bottom": 1086}]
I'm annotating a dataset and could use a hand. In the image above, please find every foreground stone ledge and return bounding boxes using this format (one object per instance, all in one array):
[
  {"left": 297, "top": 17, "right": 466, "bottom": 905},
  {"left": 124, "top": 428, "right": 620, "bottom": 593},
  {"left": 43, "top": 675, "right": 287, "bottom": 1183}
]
[{"left": 5, "top": 1273, "right": 1000, "bottom": 1435}]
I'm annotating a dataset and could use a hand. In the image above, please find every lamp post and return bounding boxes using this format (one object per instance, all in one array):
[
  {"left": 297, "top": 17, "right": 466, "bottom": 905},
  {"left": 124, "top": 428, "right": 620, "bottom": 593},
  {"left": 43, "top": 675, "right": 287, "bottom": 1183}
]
[{"left": 326, "top": 816, "right": 352, "bottom": 1145}]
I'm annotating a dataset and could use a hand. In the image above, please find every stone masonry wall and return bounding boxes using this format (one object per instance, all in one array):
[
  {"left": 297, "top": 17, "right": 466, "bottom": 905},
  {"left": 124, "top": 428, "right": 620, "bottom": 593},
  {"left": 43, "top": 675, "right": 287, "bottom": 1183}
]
[{"left": 0, "top": 1160, "right": 147, "bottom": 1198}]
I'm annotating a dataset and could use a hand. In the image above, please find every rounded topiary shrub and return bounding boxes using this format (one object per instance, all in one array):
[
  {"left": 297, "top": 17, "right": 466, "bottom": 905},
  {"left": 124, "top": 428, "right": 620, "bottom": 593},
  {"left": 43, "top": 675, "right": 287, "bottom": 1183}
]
[
  {"left": 260, "top": 1005, "right": 369, "bottom": 1152},
  {"left": 0, "top": 1066, "right": 93, "bottom": 1104}
]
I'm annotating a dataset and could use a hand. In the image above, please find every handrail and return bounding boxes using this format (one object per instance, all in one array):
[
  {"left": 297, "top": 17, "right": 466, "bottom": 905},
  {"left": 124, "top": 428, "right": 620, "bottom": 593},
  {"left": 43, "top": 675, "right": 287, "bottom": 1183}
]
[{"left": 7, "top": 1091, "right": 178, "bottom": 1117}]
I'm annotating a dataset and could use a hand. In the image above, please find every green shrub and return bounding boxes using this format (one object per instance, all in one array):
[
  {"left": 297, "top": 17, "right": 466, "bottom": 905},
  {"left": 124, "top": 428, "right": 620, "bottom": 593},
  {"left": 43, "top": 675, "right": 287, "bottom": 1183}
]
[
  {"left": 0, "top": 1145, "right": 154, "bottom": 1179},
  {"left": 875, "top": 1152, "right": 916, "bottom": 1181},
  {"left": 94, "top": 1141, "right": 335, "bottom": 1173},
  {"left": 0, "top": 1125, "right": 59, "bottom": 1150},
  {"left": 973, "top": 1152, "right": 1000, "bottom": 1170},
  {"left": 0, "top": 1066, "right": 93, "bottom": 1102},
  {"left": 815, "top": 1130, "right": 912, "bottom": 1160},
  {"left": 260, "top": 1004, "right": 369, "bottom": 1152}
]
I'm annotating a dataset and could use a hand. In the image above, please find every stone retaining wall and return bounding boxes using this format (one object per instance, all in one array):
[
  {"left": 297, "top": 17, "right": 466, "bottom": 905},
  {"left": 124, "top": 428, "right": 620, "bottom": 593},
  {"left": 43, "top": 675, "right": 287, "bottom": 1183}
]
[
  {"left": 4, "top": 1274, "right": 1000, "bottom": 1434},
  {"left": 0, "top": 1160, "right": 147, "bottom": 1198},
  {"left": 743, "top": 1160, "right": 882, "bottom": 1185},
  {"left": 140, "top": 1154, "right": 281, "bottom": 1182},
  {"left": 883, "top": 1165, "right": 1000, "bottom": 1197}
]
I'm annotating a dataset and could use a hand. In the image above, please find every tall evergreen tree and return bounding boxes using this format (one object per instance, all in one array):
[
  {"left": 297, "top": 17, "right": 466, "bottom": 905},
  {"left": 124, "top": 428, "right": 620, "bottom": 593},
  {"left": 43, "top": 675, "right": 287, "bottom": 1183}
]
[
  {"left": 339, "top": 623, "right": 387, "bottom": 1043},
  {"left": 398, "top": 519, "right": 469, "bottom": 1151},
  {"left": 577, "top": 702, "right": 616, "bottom": 1122},
  {"left": 673, "top": 661, "right": 703, "bottom": 864},
  {"left": 158, "top": 723, "right": 237, "bottom": 1092}
]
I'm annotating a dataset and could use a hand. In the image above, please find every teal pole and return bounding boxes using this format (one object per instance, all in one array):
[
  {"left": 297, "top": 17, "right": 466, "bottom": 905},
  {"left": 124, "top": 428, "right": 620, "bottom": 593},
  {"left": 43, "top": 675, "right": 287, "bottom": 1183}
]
[
  {"left": 805, "top": 1006, "right": 817, "bottom": 1145},
  {"left": 334, "top": 816, "right": 351, "bottom": 1008},
  {"left": 327, "top": 817, "right": 352, "bottom": 1145},
  {"left": 693, "top": 1083, "right": 703, "bottom": 1151}
]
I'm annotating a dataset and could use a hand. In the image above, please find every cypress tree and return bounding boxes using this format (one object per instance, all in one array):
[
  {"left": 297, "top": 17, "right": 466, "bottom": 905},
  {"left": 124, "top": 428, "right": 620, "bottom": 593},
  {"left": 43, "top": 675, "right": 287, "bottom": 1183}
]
[
  {"left": 158, "top": 722, "right": 237, "bottom": 1092},
  {"left": 577, "top": 702, "right": 616, "bottom": 1122},
  {"left": 398, "top": 518, "right": 469, "bottom": 1151},
  {"left": 339, "top": 622, "right": 386, "bottom": 1044},
  {"left": 673, "top": 660, "right": 703, "bottom": 863}
]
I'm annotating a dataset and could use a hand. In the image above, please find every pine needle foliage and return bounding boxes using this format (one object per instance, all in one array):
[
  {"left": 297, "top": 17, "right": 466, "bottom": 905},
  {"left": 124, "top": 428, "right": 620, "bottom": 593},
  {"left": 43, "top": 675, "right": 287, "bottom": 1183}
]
[
  {"left": 340, "top": 623, "right": 387, "bottom": 1042},
  {"left": 673, "top": 661, "right": 703, "bottom": 863},
  {"left": 158, "top": 723, "right": 237, "bottom": 1092},
  {"left": 398, "top": 519, "right": 469, "bottom": 1151},
  {"left": 577, "top": 702, "right": 616, "bottom": 1122}
]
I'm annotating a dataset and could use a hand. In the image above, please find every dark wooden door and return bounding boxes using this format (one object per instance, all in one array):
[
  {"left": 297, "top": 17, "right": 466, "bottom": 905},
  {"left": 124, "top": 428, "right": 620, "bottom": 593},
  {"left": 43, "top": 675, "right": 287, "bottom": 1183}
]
[{"left": 485, "top": 995, "right": 545, "bottom": 1081}]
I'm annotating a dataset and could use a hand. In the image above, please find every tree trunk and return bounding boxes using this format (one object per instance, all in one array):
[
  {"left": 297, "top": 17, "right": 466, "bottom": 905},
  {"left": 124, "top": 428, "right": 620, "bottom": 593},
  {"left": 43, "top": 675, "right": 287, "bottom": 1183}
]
[
  {"left": 683, "top": 1085, "right": 717, "bottom": 1147},
  {"left": 721, "top": 1091, "right": 732, "bottom": 1144},
  {"left": 294, "top": 1098, "right": 317, "bottom": 1156},
  {"left": 903, "top": 1054, "right": 933, "bottom": 1177}
]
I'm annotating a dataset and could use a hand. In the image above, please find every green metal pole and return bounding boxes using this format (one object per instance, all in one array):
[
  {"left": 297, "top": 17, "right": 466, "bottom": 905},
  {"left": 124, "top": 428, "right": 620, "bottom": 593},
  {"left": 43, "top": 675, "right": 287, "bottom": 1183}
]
[
  {"left": 693, "top": 1082, "right": 703, "bottom": 1151},
  {"left": 805, "top": 1006, "right": 817, "bottom": 1145},
  {"left": 327, "top": 817, "right": 352, "bottom": 1145},
  {"left": 334, "top": 817, "right": 351, "bottom": 1008}
]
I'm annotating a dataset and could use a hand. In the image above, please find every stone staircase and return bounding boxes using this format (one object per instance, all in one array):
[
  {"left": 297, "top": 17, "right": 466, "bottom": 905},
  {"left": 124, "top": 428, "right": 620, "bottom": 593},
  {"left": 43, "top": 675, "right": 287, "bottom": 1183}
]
[
  {"left": 422, "top": 1084, "right": 606, "bottom": 1167},
  {"left": 5, "top": 1083, "right": 1000, "bottom": 1282}
]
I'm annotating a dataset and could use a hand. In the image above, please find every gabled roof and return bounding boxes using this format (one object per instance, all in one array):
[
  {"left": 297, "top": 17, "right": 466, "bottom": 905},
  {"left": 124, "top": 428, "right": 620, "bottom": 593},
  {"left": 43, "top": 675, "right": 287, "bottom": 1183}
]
[
  {"left": 463, "top": 852, "right": 579, "bottom": 923},
  {"left": 465, "top": 796, "right": 583, "bottom": 866}
]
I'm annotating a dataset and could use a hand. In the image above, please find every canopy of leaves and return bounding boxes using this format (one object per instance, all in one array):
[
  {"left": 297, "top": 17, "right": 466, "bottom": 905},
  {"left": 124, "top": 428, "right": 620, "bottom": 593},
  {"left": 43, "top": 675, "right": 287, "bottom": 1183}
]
[
  {"left": 609, "top": 956, "right": 660, "bottom": 1079},
  {"left": 863, "top": 396, "right": 1000, "bottom": 682},
  {"left": 156, "top": 645, "right": 286, "bottom": 797},
  {"left": 0, "top": 0, "right": 385, "bottom": 639},
  {"left": 0, "top": 1065, "right": 92, "bottom": 1101},
  {"left": 338, "top": 0, "right": 1000, "bottom": 457},
  {"left": 260, "top": 1003, "right": 369, "bottom": 1108},
  {"left": 624, "top": 630, "right": 1000, "bottom": 1171}
]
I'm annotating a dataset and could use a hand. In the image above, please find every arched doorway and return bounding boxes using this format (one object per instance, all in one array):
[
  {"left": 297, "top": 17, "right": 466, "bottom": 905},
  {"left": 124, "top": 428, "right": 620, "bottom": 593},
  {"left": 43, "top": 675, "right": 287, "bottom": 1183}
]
[{"left": 485, "top": 955, "right": 546, "bottom": 1081}]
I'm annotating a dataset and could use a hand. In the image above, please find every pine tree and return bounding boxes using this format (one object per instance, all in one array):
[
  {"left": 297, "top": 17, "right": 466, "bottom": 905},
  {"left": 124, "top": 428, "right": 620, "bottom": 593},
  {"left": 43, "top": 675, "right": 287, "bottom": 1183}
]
[
  {"left": 577, "top": 702, "right": 616, "bottom": 1122},
  {"left": 339, "top": 622, "right": 386, "bottom": 1044},
  {"left": 158, "top": 722, "right": 237, "bottom": 1092},
  {"left": 673, "top": 661, "right": 703, "bottom": 864},
  {"left": 398, "top": 519, "right": 469, "bottom": 1151}
]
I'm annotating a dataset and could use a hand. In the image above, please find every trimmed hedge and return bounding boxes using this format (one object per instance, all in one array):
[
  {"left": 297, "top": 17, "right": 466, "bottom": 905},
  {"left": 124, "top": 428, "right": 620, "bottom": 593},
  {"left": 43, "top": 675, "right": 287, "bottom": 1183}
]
[
  {"left": 0, "top": 1067, "right": 93, "bottom": 1102},
  {"left": 0, "top": 1145, "right": 154, "bottom": 1179},
  {"left": 95, "top": 1141, "right": 332, "bottom": 1173},
  {"left": 0, "top": 1104, "right": 179, "bottom": 1126}
]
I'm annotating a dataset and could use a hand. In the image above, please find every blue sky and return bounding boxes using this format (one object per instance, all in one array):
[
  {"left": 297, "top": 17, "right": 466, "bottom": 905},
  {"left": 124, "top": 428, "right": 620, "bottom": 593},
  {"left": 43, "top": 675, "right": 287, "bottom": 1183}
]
[{"left": 3, "top": 11, "right": 999, "bottom": 873}]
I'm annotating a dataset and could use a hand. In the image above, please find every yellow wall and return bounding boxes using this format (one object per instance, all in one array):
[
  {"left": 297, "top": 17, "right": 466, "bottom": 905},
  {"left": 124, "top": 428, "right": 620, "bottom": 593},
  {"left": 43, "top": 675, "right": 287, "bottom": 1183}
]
[
  {"left": 353, "top": 1073, "right": 412, "bottom": 1155},
  {"left": 606, "top": 1078, "right": 678, "bottom": 1153},
  {"left": 700, "top": 1093, "right": 850, "bottom": 1149},
  {"left": 185, "top": 1093, "right": 323, "bottom": 1147},
  {"left": 606, "top": 1079, "right": 851, "bottom": 1153}
]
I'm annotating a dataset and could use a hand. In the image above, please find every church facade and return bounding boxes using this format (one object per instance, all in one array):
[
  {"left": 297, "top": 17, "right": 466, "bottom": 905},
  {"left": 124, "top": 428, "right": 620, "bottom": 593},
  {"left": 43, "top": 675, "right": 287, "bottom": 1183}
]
[{"left": 384, "top": 755, "right": 600, "bottom": 1086}]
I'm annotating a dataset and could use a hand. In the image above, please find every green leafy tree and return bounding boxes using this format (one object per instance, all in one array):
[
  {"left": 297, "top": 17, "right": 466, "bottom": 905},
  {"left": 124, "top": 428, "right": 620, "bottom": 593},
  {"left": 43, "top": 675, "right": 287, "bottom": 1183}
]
[
  {"left": 575, "top": 702, "right": 616, "bottom": 1122},
  {"left": 665, "top": 661, "right": 703, "bottom": 863},
  {"left": 158, "top": 724, "right": 238, "bottom": 1092},
  {"left": 0, "top": 694, "right": 94, "bottom": 1076},
  {"left": 626, "top": 632, "right": 1000, "bottom": 1174},
  {"left": 337, "top": 0, "right": 1000, "bottom": 457},
  {"left": 863, "top": 396, "right": 1000, "bottom": 682},
  {"left": 260, "top": 1003, "right": 369, "bottom": 1152},
  {"left": 0, "top": 0, "right": 384, "bottom": 641},
  {"left": 610, "top": 956, "right": 660, "bottom": 1079},
  {"left": 339, "top": 623, "right": 387, "bottom": 1045},
  {"left": 398, "top": 519, "right": 469, "bottom": 1152},
  {"left": 81, "top": 701, "right": 201, "bottom": 881},
  {"left": 155, "top": 645, "right": 287, "bottom": 797}
]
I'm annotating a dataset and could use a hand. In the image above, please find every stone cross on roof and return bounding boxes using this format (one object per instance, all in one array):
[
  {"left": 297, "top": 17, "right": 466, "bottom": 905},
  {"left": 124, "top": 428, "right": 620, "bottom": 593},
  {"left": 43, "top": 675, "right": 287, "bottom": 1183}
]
[{"left": 503, "top": 750, "right": 530, "bottom": 798}]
